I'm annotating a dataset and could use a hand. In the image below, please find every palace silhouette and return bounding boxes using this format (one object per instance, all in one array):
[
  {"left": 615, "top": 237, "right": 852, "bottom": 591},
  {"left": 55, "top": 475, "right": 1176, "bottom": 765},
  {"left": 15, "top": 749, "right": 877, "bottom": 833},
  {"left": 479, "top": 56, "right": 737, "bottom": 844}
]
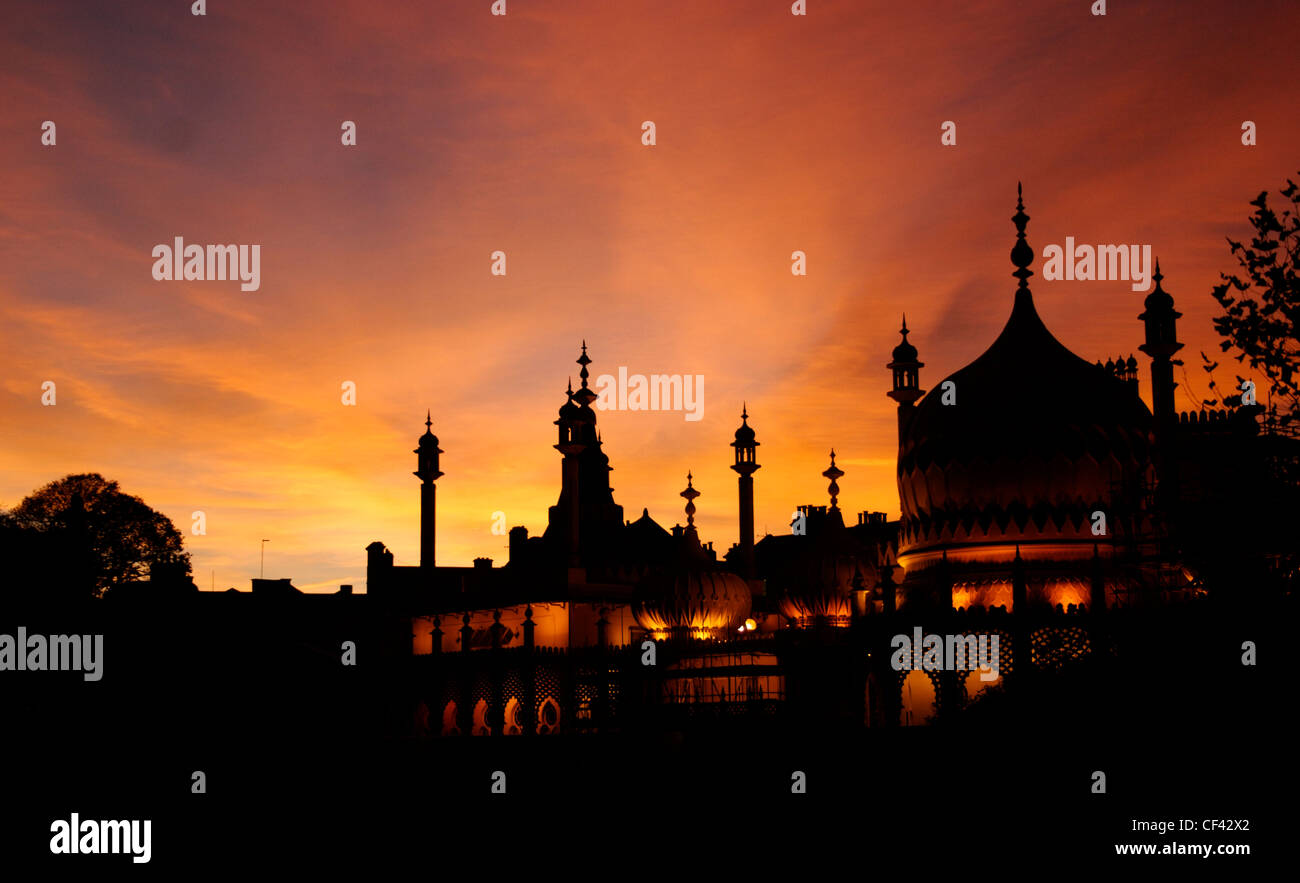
[{"left": 339, "top": 186, "right": 1278, "bottom": 737}]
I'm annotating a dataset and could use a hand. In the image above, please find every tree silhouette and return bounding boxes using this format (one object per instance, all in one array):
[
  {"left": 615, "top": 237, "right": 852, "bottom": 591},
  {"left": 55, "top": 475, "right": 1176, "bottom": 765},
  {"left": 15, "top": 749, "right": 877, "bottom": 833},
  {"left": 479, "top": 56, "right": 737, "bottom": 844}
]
[
  {"left": 1211, "top": 173, "right": 1300, "bottom": 434},
  {"left": 1, "top": 473, "right": 191, "bottom": 600}
]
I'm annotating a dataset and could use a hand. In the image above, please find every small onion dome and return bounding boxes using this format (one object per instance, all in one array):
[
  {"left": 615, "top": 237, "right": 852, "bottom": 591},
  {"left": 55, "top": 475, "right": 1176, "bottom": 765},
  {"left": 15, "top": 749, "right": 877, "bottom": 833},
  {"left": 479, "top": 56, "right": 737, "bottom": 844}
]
[
  {"left": 417, "top": 411, "right": 440, "bottom": 447},
  {"left": 1142, "top": 261, "right": 1175, "bottom": 312},
  {"left": 734, "top": 404, "right": 757, "bottom": 444},
  {"left": 777, "top": 554, "right": 861, "bottom": 627},
  {"left": 558, "top": 380, "right": 581, "bottom": 420},
  {"left": 633, "top": 569, "right": 753, "bottom": 640},
  {"left": 892, "top": 315, "right": 919, "bottom": 362},
  {"left": 765, "top": 506, "right": 874, "bottom": 628}
]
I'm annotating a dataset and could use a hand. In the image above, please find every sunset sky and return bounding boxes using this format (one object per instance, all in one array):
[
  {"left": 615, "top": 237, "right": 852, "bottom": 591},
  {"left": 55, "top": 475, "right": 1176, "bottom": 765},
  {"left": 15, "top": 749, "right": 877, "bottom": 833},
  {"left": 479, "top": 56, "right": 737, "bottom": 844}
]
[{"left": 2, "top": 0, "right": 1297, "bottom": 592}]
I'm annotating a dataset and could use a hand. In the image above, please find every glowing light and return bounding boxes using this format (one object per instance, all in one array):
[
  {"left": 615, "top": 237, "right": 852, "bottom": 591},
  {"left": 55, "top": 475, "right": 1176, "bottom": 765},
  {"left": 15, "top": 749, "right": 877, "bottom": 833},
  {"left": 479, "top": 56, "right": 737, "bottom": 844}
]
[{"left": 744, "top": 618, "right": 757, "bottom": 631}]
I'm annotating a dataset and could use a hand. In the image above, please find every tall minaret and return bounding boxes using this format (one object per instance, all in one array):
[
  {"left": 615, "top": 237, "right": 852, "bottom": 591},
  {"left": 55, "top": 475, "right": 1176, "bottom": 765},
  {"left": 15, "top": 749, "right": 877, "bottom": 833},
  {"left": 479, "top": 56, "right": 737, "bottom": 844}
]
[
  {"left": 886, "top": 315, "right": 924, "bottom": 442},
  {"left": 1138, "top": 260, "right": 1184, "bottom": 505},
  {"left": 414, "top": 412, "right": 444, "bottom": 570},
  {"left": 730, "top": 405, "right": 760, "bottom": 577},
  {"left": 1138, "top": 260, "right": 1183, "bottom": 422}
]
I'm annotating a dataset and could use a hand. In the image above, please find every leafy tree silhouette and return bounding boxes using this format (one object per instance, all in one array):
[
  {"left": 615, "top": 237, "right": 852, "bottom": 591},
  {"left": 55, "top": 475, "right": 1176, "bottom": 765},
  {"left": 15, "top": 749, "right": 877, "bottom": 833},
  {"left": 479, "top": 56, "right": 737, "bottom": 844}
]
[
  {"left": 1211, "top": 173, "right": 1300, "bottom": 434},
  {"left": 1, "top": 473, "right": 191, "bottom": 600}
]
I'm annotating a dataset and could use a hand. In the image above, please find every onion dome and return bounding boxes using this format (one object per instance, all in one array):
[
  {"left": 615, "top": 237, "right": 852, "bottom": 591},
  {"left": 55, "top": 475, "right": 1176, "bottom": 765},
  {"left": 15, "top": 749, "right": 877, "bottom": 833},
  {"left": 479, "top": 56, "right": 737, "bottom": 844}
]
[
  {"left": 633, "top": 568, "right": 754, "bottom": 640},
  {"left": 892, "top": 315, "right": 919, "bottom": 362},
  {"left": 734, "top": 404, "right": 757, "bottom": 444},
  {"left": 775, "top": 543, "right": 862, "bottom": 627},
  {"left": 895, "top": 185, "right": 1155, "bottom": 577},
  {"left": 414, "top": 411, "right": 444, "bottom": 482},
  {"left": 416, "top": 411, "right": 439, "bottom": 447},
  {"left": 1141, "top": 260, "right": 1175, "bottom": 313},
  {"left": 633, "top": 473, "right": 752, "bottom": 639},
  {"left": 558, "top": 379, "right": 581, "bottom": 420}
]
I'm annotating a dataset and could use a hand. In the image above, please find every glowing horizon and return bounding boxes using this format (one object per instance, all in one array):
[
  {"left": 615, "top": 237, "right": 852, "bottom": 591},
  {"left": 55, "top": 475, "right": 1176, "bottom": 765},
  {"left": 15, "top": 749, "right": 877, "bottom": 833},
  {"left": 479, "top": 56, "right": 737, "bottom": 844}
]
[{"left": 2, "top": 0, "right": 1297, "bottom": 591}]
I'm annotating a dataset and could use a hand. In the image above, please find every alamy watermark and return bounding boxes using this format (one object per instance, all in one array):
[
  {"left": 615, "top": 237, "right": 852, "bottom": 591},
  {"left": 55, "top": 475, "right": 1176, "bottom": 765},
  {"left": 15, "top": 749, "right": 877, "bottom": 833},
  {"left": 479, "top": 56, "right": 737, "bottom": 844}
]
[
  {"left": 890, "top": 627, "right": 999, "bottom": 681},
  {"left": 0, "top": 628, "right": 103, "bottom": 681},
  {"left": 50, "top": 814, "right": 150, "bottom": 863},
  {"left": 593, "top": 368, "right": 703, "bottom": 421},
  {"left": 151, "top": 237, "right": 260, "bottom": 291},
  {"left": 1041, "top": 239, "right": 1153, "bottom": 291}
]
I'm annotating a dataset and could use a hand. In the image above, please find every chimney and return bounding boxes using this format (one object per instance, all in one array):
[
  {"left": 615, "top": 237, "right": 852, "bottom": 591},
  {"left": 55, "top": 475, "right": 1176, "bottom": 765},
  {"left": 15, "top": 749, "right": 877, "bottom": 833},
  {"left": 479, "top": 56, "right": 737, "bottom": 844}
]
[{"left": 508, "top": 526, "right": 528, "bottom": 562}]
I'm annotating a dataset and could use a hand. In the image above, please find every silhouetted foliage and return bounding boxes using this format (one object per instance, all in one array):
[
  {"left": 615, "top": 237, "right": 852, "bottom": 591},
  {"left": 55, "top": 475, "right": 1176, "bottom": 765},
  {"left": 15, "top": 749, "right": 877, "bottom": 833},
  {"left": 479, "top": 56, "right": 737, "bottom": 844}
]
[
  {"left": 1, "top": 473, "right": 191, "bottom": 600},
  {"left": 1211, "top": 173, "right": 1300, "bottom": 433}
]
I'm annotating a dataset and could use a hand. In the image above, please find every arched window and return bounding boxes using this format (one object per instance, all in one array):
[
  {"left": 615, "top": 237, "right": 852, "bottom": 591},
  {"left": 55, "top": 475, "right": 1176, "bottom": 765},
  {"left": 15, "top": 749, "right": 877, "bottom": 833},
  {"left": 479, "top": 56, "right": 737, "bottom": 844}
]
[
  {"left": 537, "top": 697, "right": 561, "bottom": 734},
  {"left": 472, "top": 698, "right": 491, "bottom": 736},
  {"left": 504, "top": 697, "right": 522, "bottom": 735},
  {"left": 900, "top": 670, "right": 937, "bottom": 726},
  {"left": 441, "top": 701, "right": 460, "bottom": 736}
]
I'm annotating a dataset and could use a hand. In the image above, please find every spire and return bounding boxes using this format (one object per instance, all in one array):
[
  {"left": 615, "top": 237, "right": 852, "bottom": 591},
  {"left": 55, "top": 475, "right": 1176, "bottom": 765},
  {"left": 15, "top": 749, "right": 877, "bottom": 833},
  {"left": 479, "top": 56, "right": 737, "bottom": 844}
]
[
  {"left": 822, "top": 450, "right": 844, "bottom": 510},
  {"left": 680, "top": 471, "right": 700, "bottom": 529},
  {"left": 890, "top": 314, "right": 920, "bottom": 364},
  {"left": 1011, "top": 182, "right": 1034, "bottom": 290},
  {"left": 425, "top": 410, "right": 432, "bottom": 432},
  {"left": 573, "top": 342, "right": 597, "bottom": 406}
]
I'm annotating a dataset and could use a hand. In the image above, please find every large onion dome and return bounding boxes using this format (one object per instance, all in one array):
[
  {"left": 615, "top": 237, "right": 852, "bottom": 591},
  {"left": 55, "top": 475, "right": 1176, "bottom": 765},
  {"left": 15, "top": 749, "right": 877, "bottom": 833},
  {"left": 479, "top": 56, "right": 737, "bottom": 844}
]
[{"left": 895, "top": 187, "right": 1155, "bottom": 579}]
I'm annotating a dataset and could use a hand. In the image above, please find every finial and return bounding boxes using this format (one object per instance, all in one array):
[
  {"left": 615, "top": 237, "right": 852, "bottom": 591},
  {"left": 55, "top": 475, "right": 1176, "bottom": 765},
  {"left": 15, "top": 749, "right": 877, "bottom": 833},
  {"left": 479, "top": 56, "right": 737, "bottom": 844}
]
[
  {"left": 1011, "top": 183, "right": 1034, "bottom": 289},
  {"left": 741, "top": 402, "right": 748, "bottom": 422},
  {"left": 1152, "top": 258, "right": 1163, "bottom": 288},
  {"left": 680, "top": 471, "right": 700, "bottom": 528},
  {"left": 566, "top": 377, "right": 573, "bottom": 395},
  {"left": 900, "top": 313, "right": 909, "bottom": 337},
  {"left": 822, "top": 450, "right": 845, "bottom": 510},
  {"left": 425, "top": 410, "right": 432, "bottom": 431},
  {"left": 574, "top": 342, "right": 595, "bottom": 401}
]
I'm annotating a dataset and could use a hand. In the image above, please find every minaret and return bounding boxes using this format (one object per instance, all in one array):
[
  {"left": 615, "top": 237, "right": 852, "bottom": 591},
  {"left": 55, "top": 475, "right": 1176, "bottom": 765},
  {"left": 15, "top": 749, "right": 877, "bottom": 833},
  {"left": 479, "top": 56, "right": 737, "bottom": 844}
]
[
  {"left": 730, "top": 404, "right": 760, "bottom": 577},
  {"left": 886, "top": 315, "right": 924, "bottom": 442},
  {"left": 414, "top": 412, "right": 444, "bottom": 570},
  {"left": 1138, "top": 260, "right": 1183, "bottom": 421},
  {"left": 1138, "top": 260, "right": 1184, "bottom": 505}
]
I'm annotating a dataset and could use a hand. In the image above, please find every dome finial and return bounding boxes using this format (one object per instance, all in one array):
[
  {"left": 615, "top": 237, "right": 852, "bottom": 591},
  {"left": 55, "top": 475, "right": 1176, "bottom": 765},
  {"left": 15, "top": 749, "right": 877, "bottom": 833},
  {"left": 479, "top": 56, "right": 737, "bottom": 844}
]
[
  {"left": 572, "top": 343, "right": 598, "bottom": 407},
  {"left": 680, "top": 471, "right": 700, "bottom": 528},
  {"left": 741, "top": 402, "right": 748, "bottom": 422},
  {"left": 425, "top": 410, "right": 432, "bottom": 431},
  {"left": 1152, "top": 258, "right": 1163, "bottom": 288},
  {"left": 900, "top": 313, "right": 909, "bottom": 337},
  {"left": 822, "top": 449, "right": 845, "bottom": 510},
  {"left": 577, "top": 341, "right": 592, "bottom": 387},
  {"left": 1011, "top": 183, "right": 1034, "bottom": 289}
]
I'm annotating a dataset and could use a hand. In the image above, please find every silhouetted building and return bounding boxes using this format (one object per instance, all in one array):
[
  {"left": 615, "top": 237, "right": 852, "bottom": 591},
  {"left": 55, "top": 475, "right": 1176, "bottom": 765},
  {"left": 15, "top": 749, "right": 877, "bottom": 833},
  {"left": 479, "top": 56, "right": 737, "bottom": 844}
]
[{"left": 360, "top": 186, "right": 1288, "bottom": 737}]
